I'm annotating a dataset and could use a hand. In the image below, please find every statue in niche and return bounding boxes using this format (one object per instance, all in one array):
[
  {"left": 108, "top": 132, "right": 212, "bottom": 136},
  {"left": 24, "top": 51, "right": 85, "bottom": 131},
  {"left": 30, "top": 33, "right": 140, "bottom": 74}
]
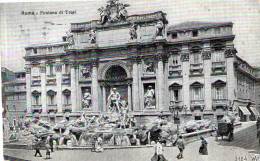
[
  {"left": 107, "top": 87, "right": 121, "bottom": 112},
  {"left": 129, "top": 24, "right": 138, "bottom": 40},
  {"left": 155, "top": 20, "right": 165, "bottom": 37},
  {"left": 144, "top": 85, "right": 155, "bottom": 108},
  {"left": 81, "top": 65, "right": 91, "bottom": 78},
  {"left": 144, "top": 61, "right": 154, "bottom": 73},
  {"left": 89, "top": 29, "right": 96, "bottom": 44},
  {"left": 82, "top": 89, "right": 91, "bottom": 109}
]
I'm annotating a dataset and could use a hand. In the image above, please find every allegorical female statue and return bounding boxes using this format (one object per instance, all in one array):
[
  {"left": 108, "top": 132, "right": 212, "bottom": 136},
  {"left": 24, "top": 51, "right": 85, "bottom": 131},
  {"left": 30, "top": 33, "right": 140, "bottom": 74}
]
[
  {"left": 144, "top": 85, "right": 155, "bottom": 108},
  {"left": 82, "top": 89, "right": 91, "bottom": 109}
]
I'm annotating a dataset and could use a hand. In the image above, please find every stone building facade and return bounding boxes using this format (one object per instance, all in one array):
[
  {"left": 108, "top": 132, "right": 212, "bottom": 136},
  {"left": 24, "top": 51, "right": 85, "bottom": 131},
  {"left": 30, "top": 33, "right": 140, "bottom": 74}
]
[{"left": 23, "top": 0, "right": 259, "bottom": 123}]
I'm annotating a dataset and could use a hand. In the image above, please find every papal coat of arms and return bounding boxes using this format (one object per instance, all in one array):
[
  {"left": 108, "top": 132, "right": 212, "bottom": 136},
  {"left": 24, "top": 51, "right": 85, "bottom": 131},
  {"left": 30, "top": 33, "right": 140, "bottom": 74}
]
[{"left": 98, "top": 0, "right": 129, "bottom": 24}]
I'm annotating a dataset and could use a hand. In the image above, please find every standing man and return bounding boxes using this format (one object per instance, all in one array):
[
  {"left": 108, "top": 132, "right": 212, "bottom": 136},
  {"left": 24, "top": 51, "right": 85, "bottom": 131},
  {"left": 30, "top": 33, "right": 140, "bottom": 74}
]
[
  {"left": 34, "top": 138, "right": 42, "bottom": 157},
  {"left": 46, "top": 134, "right": 54, "bottom": 152},
  {"left": 176, "top": 135, "right": 185, "bottom": 159}
]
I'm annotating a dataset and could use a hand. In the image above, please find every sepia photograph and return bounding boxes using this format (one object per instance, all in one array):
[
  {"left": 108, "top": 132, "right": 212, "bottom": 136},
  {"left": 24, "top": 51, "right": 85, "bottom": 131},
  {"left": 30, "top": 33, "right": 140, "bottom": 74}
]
[{"left": 1, "top": 0, "right": 260, "bottom": 160}]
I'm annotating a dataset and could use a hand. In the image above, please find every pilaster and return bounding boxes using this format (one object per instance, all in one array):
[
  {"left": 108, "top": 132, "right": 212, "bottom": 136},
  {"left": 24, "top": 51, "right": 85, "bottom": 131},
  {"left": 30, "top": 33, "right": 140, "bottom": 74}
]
[
  {"left": 55, "top": 62, "right": 63, "bottom": 113},
  {"left": 181, "top": 45, "right": 190, "bottom": 109},
  {"left": 225, "top": 47, "right": 237, "bottom": 103},
  {"left": 71, "top": 63, "right": 77, "bottom": 112},
  {"left": 202, "top": 43, "right": 212, "bottom": 111},
  {"left": 91, "top": 58, "right": 99, "bottom": 112},
  {"left": 40, "top": 64, "right": 47, "bottom": 113}
]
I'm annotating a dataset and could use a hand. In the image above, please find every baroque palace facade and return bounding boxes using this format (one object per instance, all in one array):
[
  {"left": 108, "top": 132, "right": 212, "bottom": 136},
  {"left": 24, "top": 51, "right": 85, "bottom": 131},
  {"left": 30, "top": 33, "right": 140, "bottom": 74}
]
[{"left": 24, "top": 0, "right": 259, "bottom": 123}]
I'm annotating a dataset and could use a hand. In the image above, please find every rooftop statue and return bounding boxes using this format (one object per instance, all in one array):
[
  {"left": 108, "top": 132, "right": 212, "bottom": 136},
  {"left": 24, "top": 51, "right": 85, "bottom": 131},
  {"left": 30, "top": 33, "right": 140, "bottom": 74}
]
[
  {"left": 155, "top": 20, "right": 165, "bottom": 38},
  {"left": 129, "top": 23, "right": 138, "bottom": 40},
  {"left": 98, "top": 0, "right": 130, "bottom": 24}
]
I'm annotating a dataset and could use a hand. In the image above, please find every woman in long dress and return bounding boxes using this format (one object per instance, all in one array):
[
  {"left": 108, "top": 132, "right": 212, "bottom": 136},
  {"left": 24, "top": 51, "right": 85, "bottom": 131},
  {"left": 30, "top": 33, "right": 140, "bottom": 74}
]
[
  {"left": 151, "top": 141, "right": 168, "bottom": 161},
  {"left": 199, "top": 136, "right": 208, "bottom": 155}
]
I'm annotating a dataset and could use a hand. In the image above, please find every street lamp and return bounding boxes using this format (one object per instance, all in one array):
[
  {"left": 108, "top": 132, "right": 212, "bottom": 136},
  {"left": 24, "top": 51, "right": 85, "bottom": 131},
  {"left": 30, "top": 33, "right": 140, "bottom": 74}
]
[{"left": 169, "top": 101, "right": 181, "bottom": 135}]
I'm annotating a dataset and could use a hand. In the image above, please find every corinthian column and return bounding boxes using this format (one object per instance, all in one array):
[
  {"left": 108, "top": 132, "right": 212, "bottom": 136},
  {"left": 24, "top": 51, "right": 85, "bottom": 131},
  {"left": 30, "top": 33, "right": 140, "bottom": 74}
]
[{"left": 91, "top": 59, "right": 99, "bottom": 112}]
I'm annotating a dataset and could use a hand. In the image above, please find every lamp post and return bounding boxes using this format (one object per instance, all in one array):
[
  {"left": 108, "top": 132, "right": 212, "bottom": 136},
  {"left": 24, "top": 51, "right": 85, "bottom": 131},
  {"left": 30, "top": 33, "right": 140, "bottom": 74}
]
[{"left": 169, "top": 101, "right": 181, "bottom": 135}]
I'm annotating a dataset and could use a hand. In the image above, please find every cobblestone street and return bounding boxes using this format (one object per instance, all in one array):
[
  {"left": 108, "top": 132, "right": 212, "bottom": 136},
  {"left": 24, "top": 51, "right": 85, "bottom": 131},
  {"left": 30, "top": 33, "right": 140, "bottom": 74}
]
[{"left": 4, "top": 122, "right": 260, "bottom": 161}]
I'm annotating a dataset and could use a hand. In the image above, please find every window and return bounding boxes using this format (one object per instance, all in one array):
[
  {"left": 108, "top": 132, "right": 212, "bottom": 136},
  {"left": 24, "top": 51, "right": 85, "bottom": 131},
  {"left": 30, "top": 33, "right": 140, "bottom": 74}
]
[
  {"left": 33, "top": 48, "right": 37, "bottom": 54},
  {"left": 64, "top": 95, "right": 71, "bottom": 105},
  {"left": 48, "top": 47, "right": 52, "bottom": 53},
  {"left": 64, "top": 64, "right": 70, "bottom": 74},
  {"left": 171, "top": 33, "right": 177, "bottom": 39},
  {"left": 190, "top": 83, "right": 203, "bottom": 100},
  {"left": 192, "top": 53, "right": 201, "bottom": 64},
  {"left": 173, "top": 90, "right": 179, "bottom": 101},
  {"left": 48, "top": 95, "right": 55, "bottom": 105},
  {"left": 47, "top": 90, "right": 56, "bottom": 105},
  {"left": 212, "top": 52, "right": 224, "bottom": 62},
  {"left": 31, "top": 67, "right": 40, "bottom": 77},
  {"left": 63, "top": 89, "right": 71, "bottom": 105},
  {"left": 33, "top": 95, "right": 40, "bottom": 105},
  {"left": 48, "top": 64, "right": 54, "bottom": 75},
  {"left": 215, "top": 87, "right": 224, "bottom": 99},
  {"left": 172, "top": 55, "right": 179, "bottom": 66},
  {"left": 192, "top": 30, "right": 198, "bottom": 37},
  {"left": 212, "top": 80, "right": 226, "bottom": 100}
]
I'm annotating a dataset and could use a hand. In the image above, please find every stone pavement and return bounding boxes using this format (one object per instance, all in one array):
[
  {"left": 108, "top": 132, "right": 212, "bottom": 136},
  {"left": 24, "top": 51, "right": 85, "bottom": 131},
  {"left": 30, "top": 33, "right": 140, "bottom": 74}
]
[{"left": 4, "top": 121, "right": 259, "bottom": 161}]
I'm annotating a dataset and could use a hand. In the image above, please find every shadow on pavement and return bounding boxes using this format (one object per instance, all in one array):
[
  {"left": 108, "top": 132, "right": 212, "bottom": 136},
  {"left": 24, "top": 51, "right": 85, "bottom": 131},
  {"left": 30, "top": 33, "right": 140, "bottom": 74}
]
[{"left": 217, "top": 124, "right": 260, "bottom": 154}]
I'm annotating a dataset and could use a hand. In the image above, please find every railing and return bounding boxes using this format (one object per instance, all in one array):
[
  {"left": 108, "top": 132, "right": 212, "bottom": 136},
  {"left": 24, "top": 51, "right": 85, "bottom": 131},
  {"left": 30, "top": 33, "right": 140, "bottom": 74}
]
[
  {"left": 63, "top": 104, "right": 72, "bottom": 112},
  {"left": 190, "top": 63, "right": 203, "bottom": 70},
  {"left": 46, "top": 79, "right": 56, "bottom": 85},
  {"left": 190, "top": 100, "right": 204, "bottom": 105},
  {"left": 31, "top": 105, "right": 42, "bottom": 113},
  {"left": 169, "top": 65, "right": 182, "bottom": 76},
  {"left": 47, "top": 104, "right": 58, "bottom": 112},
  {"left": 212, "top": 99, "right": 228, "bottom": 105},
  {"left": 212, "top": 61, "right": 225, "bottom": 68}
]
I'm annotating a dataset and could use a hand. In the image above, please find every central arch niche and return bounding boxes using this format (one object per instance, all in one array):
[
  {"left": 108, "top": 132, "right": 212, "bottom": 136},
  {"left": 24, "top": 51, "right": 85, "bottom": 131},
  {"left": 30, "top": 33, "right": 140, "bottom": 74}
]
[
  {"left": 105, "top": 65, "right": 128, "bottom": 81},
  {"left": 103, "top": 65, "right": 130, "bottom": 111}
]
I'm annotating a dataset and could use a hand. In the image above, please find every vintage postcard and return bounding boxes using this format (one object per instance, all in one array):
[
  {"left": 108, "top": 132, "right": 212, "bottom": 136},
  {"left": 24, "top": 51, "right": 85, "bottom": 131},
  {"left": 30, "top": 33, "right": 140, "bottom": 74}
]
[{"left": 1, "top": 0, "right": 260, "bottom": 161}]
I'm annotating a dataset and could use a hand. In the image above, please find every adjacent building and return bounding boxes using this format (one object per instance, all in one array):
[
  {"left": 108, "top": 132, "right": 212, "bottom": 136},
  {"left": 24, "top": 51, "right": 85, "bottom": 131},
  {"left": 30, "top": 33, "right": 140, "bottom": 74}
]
[
  {"left": 2, "top": 71, "right": 26, "bottom": 127},
  {"left": 23, "top": 0, "right": 259, "bottom": 123}
]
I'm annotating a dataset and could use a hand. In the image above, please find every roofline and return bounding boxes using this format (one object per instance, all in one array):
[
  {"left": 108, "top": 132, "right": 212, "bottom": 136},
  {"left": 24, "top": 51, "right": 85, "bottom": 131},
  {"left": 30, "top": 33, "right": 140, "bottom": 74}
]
[
  {"left": 25, "top": 42, "right": 69, "bottom": 50},
  {"left": 167, "top": 22, "right": 233, "bottom": 33}
]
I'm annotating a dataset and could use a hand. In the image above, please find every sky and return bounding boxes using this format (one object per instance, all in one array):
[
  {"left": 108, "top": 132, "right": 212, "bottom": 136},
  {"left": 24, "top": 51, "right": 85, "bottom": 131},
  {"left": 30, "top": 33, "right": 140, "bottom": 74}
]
[{"left": 0, "top": 0, "right": 260, "bottom": 72}]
